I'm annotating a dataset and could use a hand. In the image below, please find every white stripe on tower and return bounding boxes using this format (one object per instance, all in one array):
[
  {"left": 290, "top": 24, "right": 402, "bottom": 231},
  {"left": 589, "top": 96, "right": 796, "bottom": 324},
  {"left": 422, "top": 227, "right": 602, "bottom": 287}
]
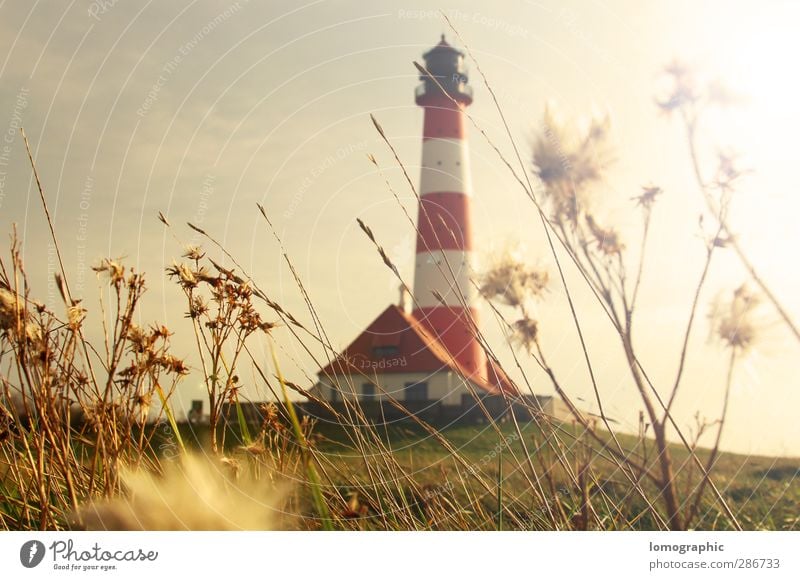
[
  {"left": 413, "top": 249, "right": 476, "bottom": 309},
  {"left": 419, "top": 139, "right": 473, "bottom": 196}
]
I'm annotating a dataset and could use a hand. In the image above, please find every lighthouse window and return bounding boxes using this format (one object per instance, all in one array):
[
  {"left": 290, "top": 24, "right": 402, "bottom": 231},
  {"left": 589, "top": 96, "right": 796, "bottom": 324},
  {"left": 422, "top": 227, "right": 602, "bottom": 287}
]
[
  {"left": 373, "top": 345, "right": 398, "bottom": 358},
  {"left": 405, "top": 381, "right": 428, "bottom": 401}
]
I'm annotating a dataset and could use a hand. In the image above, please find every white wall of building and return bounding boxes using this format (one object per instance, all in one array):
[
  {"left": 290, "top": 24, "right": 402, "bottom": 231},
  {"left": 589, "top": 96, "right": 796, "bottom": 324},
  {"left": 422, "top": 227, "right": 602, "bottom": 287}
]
[{"left": 315, "top": 370, "right": 479, "bottom": 406}]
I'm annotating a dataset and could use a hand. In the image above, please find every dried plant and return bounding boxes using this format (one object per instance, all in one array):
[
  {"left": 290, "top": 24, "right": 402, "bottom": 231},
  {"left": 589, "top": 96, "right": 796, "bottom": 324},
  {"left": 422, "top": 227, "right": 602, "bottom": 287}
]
[
  {"left": 477, "top": 90, "right": 767, "bottom": 529},
  {"left": 480, "top": 251, "right": 549, "bottom": 308},
  {"left": 658, "top": 61, "right": 800, "bottom": 344},
  {"left": 167, "top": 247, "right": 275, "bottom": 454},
  {"left": 0, "top": 235, "right": 186, "bottom": 529},
  {"left": 532, "top": 106, "right": 612, "bottom": 225},
  {"left": 709, "top": 284, "right": 760, "bottom": 354}
]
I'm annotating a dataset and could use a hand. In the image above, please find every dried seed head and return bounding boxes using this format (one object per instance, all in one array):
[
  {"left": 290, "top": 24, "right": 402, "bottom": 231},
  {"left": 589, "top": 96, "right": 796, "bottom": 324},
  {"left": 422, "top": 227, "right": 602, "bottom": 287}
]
[
  {"left": 239, "top": 442, "right": 267, "bottom": 455},
  {"left": 67, "top": 304, "right": 87, "bottom": 330},
  {"left": 126, "top": 324, "right": 150, "bottom": 353},
  {"left": 186, "top": 295, "right": 208, "bottom": 319},
  {"left": 182, "top": 246, "right": 205, "bottom": 261},
  {"left": 709, "top": 284, "right": 761, "bottom": 353},
  {"left": 632, "top": 185, "right": 662, "bottom": 210},
  {"left": 656, "top": 59, "right": 699, "bottom": 113},
  {"left": 533, "top": 105, "right": 613, "bottom": 223},
  {"left": 511, "top": 316, "right": 539, "bottom": 350},
  {"left": 712, "top": 151, "right": 747, "bottom": 194},
  {"left": 134, "top": 393, "right": 152, "bottom": 407},
  {"left": 585, "top": 214, "right": 624, "bottom": 256},
  {"left": 134, "top": 393, "right": 152, "bottom": 423},
  {"left": 93, "top": 259, "right": 125, "bottom": 285},
  {"left": 259, "top": 320, "right": 277, "bottom": 333},
  {"left": 0, "top": 287, "right": 23, "bottom": 332},
  {"left": 0, "top": 287, "right": 41, "bottom": 343},
  {"left": 260, "top": 402, "right": 280, "bottom": 427},
  {"left": 481, "top": 253, "right": 549, "bottom": 308},
  {"left": 167, "top": 262, "right": 198, "bottom": 289},
  {"left": 151, "top": 324, "right": 171, "bottom": 339},
  {"left": 159, "top": 355, "right": 189, "bottom": 375}
]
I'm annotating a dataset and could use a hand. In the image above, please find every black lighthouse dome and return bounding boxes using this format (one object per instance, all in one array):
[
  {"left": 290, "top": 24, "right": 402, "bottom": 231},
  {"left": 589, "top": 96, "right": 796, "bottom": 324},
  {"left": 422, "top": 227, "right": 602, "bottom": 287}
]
[{"left": 415, "top": 35, "right": 473, "bottom": 106}]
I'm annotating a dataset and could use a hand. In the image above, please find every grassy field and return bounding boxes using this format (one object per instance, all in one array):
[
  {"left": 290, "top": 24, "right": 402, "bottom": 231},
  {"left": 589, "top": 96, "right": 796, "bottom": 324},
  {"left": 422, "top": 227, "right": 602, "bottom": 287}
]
[
  {"left": 322, "top": 422, "right": 800, "bottom": 530},
  {"left": 163, "top": 417, "right": 799, "bottom": 531}
]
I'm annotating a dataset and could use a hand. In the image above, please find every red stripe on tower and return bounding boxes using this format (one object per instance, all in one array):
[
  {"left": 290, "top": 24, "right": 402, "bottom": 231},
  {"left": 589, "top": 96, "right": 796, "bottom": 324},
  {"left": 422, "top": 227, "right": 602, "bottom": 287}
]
[
  {"left": 412, "top": 36, "right": 487, "bottom": 383},
  {"left": 415, "top": 192, "right": 473, "bottom": 252},
  {"left": 422, "top": 102, "right": 466, "bottom": 140}
]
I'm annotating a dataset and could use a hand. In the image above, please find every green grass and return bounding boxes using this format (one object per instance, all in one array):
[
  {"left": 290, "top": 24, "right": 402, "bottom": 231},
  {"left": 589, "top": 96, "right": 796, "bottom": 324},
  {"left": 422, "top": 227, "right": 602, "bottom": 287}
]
[{"left": 189, "top": 417, "right": 798, "bottom": 530}]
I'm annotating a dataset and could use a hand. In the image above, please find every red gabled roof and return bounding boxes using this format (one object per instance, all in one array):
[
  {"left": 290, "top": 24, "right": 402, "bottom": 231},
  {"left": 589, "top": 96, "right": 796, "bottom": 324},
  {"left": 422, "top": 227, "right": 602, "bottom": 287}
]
[{"left": 319, "top": 304, "right": 518, "bottom": 396}]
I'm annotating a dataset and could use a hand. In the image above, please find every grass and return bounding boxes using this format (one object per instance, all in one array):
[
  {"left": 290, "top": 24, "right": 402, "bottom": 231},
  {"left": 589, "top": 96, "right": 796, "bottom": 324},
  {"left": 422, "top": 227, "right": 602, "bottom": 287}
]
[
  {"left": 315, "top": 422, "right": 799, "bottom": 531},
  {"left": 151, "top": 417, "right": 798, "bottom": 531}
]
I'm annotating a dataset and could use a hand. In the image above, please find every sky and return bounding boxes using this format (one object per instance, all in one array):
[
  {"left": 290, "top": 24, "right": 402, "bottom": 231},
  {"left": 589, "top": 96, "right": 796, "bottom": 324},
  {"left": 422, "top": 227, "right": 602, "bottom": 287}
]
[{"left": 0, "top": 0, "right": 798, "bottom": 456}]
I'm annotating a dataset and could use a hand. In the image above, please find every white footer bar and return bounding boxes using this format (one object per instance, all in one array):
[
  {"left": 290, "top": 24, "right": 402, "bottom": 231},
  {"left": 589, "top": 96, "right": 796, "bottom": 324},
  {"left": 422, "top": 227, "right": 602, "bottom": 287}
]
[{"left": 1, "top": 531, "right": 797, "bottom": 579}]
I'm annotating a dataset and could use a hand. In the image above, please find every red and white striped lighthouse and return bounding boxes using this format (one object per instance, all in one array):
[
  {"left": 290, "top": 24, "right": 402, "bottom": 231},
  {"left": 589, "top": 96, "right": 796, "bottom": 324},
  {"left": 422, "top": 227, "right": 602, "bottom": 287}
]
[
  {"left": 411, "top": 36, "right": 487, "bottom": 384},
  {"left": 315, "top": 36, "right": 517, "bottom": 406}
]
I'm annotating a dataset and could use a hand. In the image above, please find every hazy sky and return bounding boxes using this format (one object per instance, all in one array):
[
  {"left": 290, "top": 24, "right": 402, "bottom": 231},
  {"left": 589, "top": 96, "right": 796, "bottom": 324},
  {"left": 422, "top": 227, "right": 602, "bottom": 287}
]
[{"left": 1, "top": 0, "right": 798, "bottom": 456}]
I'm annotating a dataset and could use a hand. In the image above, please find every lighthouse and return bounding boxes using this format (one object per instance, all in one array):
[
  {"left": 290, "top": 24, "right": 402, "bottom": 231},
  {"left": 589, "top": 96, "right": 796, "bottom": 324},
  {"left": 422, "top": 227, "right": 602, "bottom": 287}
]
[
  {"left": 314, "top": 37, "right": 518, "bottom": 416},
  {"left": 412, "top": 35, "right": 486, "bottom": 384}
]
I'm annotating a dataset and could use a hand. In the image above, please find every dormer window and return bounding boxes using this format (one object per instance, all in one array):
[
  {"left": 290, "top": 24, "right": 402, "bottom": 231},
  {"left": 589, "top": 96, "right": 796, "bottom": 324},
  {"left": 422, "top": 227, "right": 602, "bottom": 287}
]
[{"left": 372, "top": 345, "right": 398, "bottom": 358}]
